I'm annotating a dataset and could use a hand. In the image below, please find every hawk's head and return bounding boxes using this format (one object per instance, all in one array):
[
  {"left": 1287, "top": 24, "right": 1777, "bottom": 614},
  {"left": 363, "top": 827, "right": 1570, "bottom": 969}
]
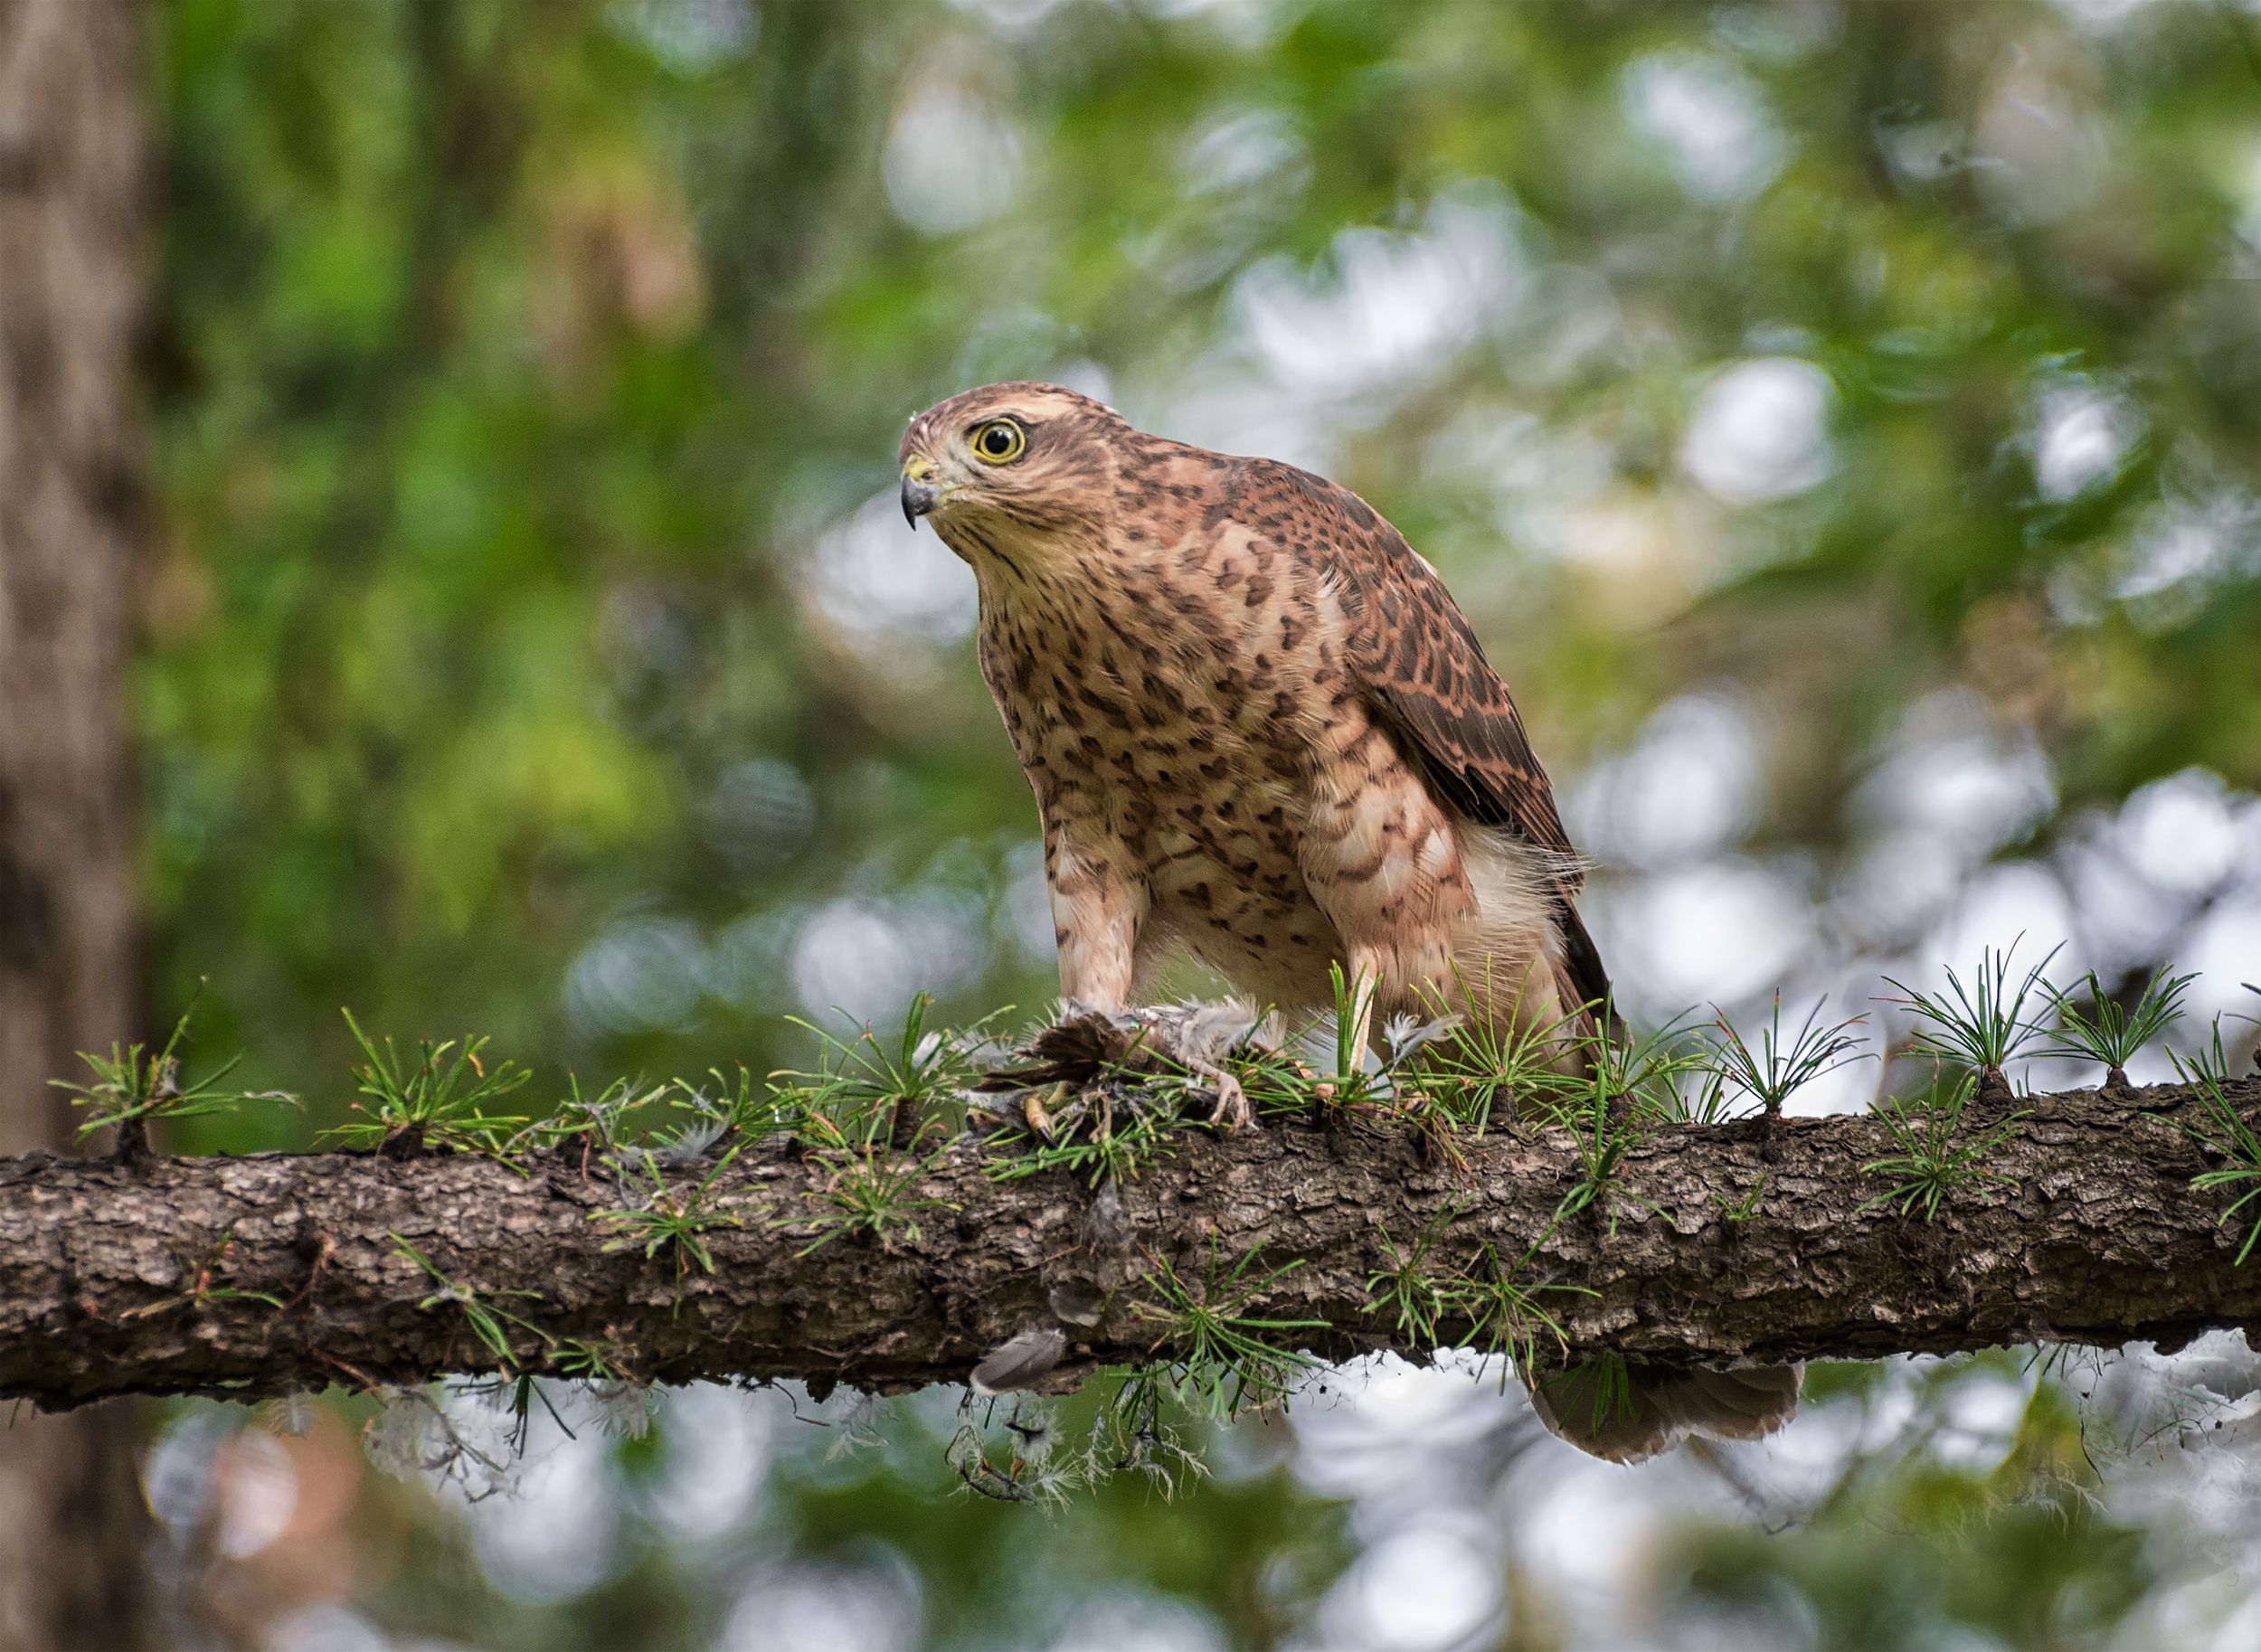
[{"left": 898, "top": 381, "right": 1128, "bottom": 560}]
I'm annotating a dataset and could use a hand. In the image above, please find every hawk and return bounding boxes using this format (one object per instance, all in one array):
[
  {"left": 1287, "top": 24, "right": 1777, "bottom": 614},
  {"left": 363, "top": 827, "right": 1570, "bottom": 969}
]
[
  {"left": 898, "top": 380, "right": 1800, "bottom": 1463},
  {"left": 899, "top": 381, "right": 1608, "bottom": 1084}
]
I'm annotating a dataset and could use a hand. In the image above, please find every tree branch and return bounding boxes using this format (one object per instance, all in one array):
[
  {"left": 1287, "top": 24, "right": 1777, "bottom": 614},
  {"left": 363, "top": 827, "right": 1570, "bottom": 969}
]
[{"left": 7, "top": 1078, "right": 2259, "bottom": 1411}]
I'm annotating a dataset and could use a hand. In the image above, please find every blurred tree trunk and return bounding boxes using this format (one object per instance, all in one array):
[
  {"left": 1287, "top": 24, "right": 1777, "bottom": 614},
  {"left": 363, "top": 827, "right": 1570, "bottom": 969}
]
[{"left": 0, "top": 1, "right": 154, "bottom": 1647}]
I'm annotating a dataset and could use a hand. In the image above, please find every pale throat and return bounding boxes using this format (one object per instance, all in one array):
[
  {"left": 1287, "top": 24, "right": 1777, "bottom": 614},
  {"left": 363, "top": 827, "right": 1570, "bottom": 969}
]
[{"left": 948, "top": 514, "right": 1122, "bottom": 615}]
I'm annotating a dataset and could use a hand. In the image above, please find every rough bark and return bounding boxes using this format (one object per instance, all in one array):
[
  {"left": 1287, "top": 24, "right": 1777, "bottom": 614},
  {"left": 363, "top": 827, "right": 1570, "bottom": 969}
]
[
  {"left": 0, "top": 0, "right": 154, "bottom": 1645},
  {"left": 5, "top": 1078, "right": 2259, "bottom": 1411}
]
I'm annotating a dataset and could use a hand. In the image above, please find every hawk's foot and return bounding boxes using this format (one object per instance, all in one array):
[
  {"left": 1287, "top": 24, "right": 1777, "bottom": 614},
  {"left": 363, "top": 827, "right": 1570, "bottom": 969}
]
[
  {"left": 1020, "top": 1081, "right": 1071, "bottom": 1143},
  {"left": 1204, "top": 1069, "right": 1253, "bottom": 1131}
]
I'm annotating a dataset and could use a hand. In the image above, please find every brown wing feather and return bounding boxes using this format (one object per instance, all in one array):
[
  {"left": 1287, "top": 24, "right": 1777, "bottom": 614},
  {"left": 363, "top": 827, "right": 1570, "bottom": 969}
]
[
  {"left": 1340, "top": 544, "right": 1576, "bottom": 865},
  {"left": 1235, "top": 460, "right": 1612, "bottom": 1011}
]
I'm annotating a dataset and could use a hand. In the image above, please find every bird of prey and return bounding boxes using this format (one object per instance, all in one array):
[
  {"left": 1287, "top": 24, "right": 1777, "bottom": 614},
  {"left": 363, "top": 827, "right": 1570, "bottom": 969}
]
[
  {"left": 899, "top": 380, "right": 1799, "bottom": 1462},
  {"left": 899, "top": 380, "right": 1609, "bottom": 1090}
]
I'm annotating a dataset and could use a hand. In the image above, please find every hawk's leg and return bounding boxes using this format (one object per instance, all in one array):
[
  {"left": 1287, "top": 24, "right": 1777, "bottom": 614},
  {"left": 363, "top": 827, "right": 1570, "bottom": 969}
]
[
  {"left": 1045, "top": 835, "right": 1145, "bottom": 1012},
  {"left": 1045, "top": 832, "right": 1263, "bottom": 1127}
]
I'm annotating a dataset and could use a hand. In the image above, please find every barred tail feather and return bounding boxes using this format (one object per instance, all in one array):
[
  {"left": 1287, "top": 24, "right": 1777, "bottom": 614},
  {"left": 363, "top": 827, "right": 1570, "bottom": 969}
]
[
  {"left": 1530, "top": 1361, "right": 1802, "bottom": 1464},
  {"left": 1554, "top": 898, "right": 1615, "bottom": 1034}
]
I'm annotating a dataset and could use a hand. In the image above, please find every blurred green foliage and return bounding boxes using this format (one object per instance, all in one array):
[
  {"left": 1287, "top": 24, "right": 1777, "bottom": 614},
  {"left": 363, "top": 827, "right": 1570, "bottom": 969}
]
[
  {"left": 139, "top": 0, "right": 2261, "bottom": 1646},
  {"left": 1668, "top": 1358, "right": 2155, "bottom": 1652}
]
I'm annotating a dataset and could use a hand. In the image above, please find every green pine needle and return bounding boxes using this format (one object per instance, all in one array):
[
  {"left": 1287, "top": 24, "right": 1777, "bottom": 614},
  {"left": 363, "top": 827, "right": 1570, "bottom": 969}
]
[
  {"left": 51, "top": 987, "right": 290, "bottom": 1150},
  {"left": 322, "top": 1009, "right": 532, "bottom": 1159},
  {"left": 1135, "top": 1241, "right": 1327, "bottom": 1422},
  {"left": 2171, "top": 1048, "right": 2261, "bottom": 1265},
  {"left": 1882, "top": 939, "right": 2063, "bottom": 1086},
  {"left": 592, "top": 1143, "right": 748, "bottom": 1311},
  {"left": 2043, "top": 968, "right": 2195, "bottom": 1081},
  {"left": 1705, "top": 995, "right": 1868, "bottom": 1118},
  {"left": 1859, "top": 1073, "right": 2029, "bottom": 1222}
]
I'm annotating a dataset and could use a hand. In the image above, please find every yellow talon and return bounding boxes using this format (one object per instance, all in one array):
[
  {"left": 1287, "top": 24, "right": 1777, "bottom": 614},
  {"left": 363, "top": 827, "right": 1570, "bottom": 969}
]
[{"left": 1023, "top": 1081, "right": 1066, "bottom": 1142}]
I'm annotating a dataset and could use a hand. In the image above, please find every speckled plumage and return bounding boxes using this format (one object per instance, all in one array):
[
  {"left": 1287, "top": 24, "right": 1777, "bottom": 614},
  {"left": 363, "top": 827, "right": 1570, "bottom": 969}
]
[{"left": 898, "top": 381, "right": 1610, "bottom": 1060}]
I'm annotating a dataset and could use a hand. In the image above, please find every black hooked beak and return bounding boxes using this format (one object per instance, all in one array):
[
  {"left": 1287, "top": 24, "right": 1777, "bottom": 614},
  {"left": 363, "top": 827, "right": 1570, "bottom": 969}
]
[{"left": 901, "top": 476, "right": 939, "bottom": 526}]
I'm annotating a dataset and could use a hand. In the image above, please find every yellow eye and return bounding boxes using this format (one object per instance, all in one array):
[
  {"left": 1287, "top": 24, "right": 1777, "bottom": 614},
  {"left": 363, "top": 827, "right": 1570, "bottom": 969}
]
[{"left": 969, "top": 419, "right": 1026, "bottom": 465}]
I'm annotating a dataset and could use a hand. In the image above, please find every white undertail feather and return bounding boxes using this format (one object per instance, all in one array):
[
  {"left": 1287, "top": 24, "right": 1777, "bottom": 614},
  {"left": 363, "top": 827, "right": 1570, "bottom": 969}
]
[{"left": 1453, "top": 825, "right": 1594, "bottom": 1066}]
